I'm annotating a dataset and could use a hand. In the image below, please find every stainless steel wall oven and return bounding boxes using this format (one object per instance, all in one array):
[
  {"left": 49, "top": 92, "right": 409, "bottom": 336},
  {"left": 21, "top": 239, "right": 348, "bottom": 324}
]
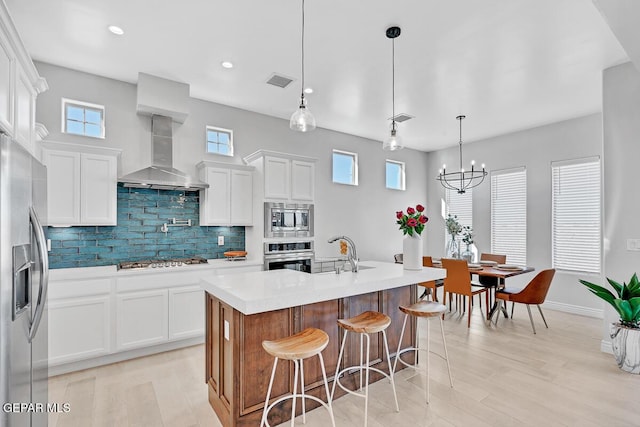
[{"left": 264, "top": 241, "right": 314, "bottom": 273}]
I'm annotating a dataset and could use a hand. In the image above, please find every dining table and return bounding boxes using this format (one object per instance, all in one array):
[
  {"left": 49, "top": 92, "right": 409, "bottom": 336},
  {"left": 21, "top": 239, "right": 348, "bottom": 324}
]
[{"left": 432, "top": 260, "right": 534, "bottom": 319}]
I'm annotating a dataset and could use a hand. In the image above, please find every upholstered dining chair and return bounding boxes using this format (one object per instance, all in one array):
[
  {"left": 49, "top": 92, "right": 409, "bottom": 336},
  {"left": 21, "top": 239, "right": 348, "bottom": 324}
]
[
  {"left": 492, "top": 269, "right": 556, "bottom": 334},
  {"left": 418, "top": 256, "right": 443, "bottom": 301},
  {"left": 442, "top": 258, "right": 488, "bottom": 327}
]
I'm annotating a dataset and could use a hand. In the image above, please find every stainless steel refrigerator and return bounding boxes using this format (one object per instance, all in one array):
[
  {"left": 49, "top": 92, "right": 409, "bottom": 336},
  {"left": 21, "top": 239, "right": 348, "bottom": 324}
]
[{"left": 1, "top": 134, "right": 49, "bottom": 427}]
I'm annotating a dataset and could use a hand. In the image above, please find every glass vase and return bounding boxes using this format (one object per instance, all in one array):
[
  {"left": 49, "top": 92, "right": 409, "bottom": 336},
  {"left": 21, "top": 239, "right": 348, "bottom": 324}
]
[
  {"left": 461, "top": 243, "right": 478, "bottom": 263},
  {"left": 446, "top": 236, "right": 459, "bottom": 259}
]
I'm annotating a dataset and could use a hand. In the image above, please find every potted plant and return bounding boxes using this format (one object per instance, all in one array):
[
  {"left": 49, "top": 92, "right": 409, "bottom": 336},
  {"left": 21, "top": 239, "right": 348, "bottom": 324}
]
[
  {"left": 395, "top": 204, "right": 428, "bottom": 270},
  {"left": 579, "top": 274, "right": 640, "bottom": 374}
]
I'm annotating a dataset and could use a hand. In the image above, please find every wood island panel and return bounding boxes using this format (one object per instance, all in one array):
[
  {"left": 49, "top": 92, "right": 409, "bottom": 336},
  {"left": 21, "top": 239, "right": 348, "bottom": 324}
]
[{"left": 205, "top": 284, "right": 417, "bottom": 426}]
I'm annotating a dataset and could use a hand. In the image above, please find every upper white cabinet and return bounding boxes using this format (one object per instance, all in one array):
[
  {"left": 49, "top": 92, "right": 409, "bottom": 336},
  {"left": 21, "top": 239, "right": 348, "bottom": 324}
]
[
  {"left": 244, "top": 150, "right": 316, "bottom": 202},
  {"left": 197, "top": 161, "right": 254, "bottom": 226},
  {"left": 290, "top": 160, "right": 315, "bottom": 201},
  {"left": 0, "top": 3, "right": 48, "bottom": 154},
  {"left": 42, "top": 141, "right": 120, "bottom": 226}
]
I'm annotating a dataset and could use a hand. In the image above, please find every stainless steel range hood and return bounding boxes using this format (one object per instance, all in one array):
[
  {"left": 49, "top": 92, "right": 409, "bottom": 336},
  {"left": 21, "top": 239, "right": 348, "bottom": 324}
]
[{"left": 118, "top": 115, "right": 209, "bottom": 190}]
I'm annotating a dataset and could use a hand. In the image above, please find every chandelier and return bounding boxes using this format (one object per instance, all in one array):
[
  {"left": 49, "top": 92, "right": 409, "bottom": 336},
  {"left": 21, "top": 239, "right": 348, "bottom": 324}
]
[{"left": 436, "top": 115, "right": 487, "bottom": 194}]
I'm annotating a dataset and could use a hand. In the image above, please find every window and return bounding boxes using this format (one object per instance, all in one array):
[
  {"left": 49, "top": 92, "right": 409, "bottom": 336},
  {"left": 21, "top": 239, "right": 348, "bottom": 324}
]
[
  {"left": 332, "top": 150, "right": 358, "bottom": 185},
  {"left": 444, "top": 188, "right": 473, "bottom": 246},
  {"left": 491, "top": 167, "right": 527, "bottom": 265},
  {"left": 62, "top": 98, "right": 105, "bottom": 138},
  {"left": 206, "top": 126, "right": 233, "bottom": 156},
  {"left": 552, "top": 157, "right": 601, "bottom": 273},
  {"left": 385, "top": 160, "right": 405, "bottom": 190}
]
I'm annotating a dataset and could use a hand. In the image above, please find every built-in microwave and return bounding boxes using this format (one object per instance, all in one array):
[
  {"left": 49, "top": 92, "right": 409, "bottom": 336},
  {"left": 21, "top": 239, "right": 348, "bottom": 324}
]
[{"left": 264, "top": 202, "right": 314, "bottom": 238}]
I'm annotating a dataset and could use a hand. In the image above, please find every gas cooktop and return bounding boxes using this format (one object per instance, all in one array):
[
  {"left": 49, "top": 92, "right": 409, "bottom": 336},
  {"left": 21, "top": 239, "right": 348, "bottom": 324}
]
[{"left": 117, "top": 256, "right": 208, "bottom": 270}]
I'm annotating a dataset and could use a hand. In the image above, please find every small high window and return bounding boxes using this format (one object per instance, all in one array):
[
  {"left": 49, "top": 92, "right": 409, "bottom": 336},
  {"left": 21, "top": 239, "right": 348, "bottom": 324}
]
[
  {"left": 332, "top": 150, "right": 358, "bottom": 186},
  {"left": 62, "top": 98, "right": 105, "bottom": 138},
  {"left": 206, "top": 126, "right": 233, "bottom": 156},
  {"left": 385, "top": 160, "right": 405, "bottom": 190}
]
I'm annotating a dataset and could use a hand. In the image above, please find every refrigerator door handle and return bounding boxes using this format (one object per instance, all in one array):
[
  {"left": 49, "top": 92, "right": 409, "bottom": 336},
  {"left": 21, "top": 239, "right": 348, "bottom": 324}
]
[{"left": 28, "top": 206, "right": 49, "bottom": 343}]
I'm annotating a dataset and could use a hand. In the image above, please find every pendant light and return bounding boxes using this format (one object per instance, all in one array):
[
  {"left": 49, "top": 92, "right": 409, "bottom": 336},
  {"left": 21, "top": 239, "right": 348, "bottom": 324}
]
[
  {"left": 290, "top": 0, "right": 316, "bottom": 132},
  {"left": 383, "top": 26, "right": 403, "bottom": 151},
  {"left": 436, "top": 115, "right": 487, "bottom": 194}
]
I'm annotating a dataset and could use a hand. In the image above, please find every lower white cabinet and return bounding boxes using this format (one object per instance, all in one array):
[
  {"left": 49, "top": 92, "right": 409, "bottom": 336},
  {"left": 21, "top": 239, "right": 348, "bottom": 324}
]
[
  {"left": 169, "top": 286, "right": 204, "bottom": 340},
  {"left": 116, "top": 289, "right": 169, "bottom": 351},
  {"left": 48, "top": 295, "right": 110, "bottom": 365},
  {"left": 47, "top": 262, "right": 262, "bottom": 373}
]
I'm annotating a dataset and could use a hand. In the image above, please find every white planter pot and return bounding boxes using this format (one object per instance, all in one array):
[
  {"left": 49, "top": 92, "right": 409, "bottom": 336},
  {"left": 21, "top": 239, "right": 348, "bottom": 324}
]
[
  {"left": 610, "top": 323, "right": 640, "bottom": 374},
  {"left": 402, "top": 234, "right": 423, "bottom": 271}
]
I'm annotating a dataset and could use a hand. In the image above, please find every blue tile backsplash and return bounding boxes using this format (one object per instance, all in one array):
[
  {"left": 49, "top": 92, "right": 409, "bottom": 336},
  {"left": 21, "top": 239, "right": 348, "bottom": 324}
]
[{"left": 47, "top": 185, "right": 245, "bottom": 269}]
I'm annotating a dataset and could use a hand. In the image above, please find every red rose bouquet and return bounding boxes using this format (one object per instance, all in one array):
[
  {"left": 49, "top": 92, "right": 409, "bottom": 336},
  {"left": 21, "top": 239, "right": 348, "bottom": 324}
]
[{"left": 396, "top": 204, "right": 428, "bottom": 236}]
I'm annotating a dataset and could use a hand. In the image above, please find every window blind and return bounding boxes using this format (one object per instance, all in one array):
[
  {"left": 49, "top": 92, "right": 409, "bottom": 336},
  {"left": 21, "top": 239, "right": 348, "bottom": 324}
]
[
  {"left": 491, "top": 168, "right": 527, "bottom": 265},
  {"left": 445, "top": 188, "right": 472, "bottom": 246},
  {"left": 552, "top": 157, "right": 601, "bottom": 273}
]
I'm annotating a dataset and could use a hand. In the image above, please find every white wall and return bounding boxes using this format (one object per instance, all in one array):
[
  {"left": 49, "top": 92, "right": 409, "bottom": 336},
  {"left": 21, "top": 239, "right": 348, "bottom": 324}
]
[
  {"left": 602, "top": 61, "right": 640, "bottom": 346},
  {"left": 34, "top": 61, "right": 429, "bottom": 263},
  {"left": 425, "top": 114, "right": 604, "bottom": 314}
]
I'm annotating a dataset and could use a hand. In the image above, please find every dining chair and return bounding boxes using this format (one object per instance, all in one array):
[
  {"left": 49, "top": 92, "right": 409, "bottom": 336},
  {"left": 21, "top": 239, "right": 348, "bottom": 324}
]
[
  {"left": 492, "top": 269, "right": 556, "bottom": 334},
  {"left": 442, "top": 258, "right": 488, "bottom": 327},
  {"left": 418, "top": 256, "right": 443, "bottom": 301},
  {"left": 476, "top": 253, "right": 508, "bottom": 313}
]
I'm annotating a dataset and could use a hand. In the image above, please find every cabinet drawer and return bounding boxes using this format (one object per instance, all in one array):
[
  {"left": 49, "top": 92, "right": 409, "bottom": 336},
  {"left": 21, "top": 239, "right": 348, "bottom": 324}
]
[{"left": 48, "top": 278, "right": 112, "bottom": 300}]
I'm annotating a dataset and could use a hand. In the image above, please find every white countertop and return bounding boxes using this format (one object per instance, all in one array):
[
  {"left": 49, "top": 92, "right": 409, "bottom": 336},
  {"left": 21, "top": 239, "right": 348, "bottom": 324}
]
[
  {"left": 49, "top": 258, "right": 263, "bottom": 280},
  {"left": 200, "top": 261, "right": 446, "bottom": 315}
]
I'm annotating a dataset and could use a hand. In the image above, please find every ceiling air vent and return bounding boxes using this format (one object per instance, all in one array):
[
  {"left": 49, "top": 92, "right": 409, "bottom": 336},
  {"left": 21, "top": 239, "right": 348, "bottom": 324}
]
[
  {"left": 389, "top": 113, "right": 414, "bottom": 123},
  {"left": 266, "top": 73, "right": 295, "bottom": 88}
]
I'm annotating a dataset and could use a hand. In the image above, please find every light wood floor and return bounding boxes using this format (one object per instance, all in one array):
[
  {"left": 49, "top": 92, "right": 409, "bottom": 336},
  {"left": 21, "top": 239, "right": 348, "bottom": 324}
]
[{"left": 49, "top": 306, "right": 639, "bottom": 427}]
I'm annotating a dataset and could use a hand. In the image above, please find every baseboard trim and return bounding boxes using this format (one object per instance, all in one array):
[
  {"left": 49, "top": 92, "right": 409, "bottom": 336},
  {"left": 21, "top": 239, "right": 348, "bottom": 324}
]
[
  {"left": 48, "top": 336, "right": 204, "bottom": 377},
  {"left": 543, "top": 300, "right": 603, "bottom": 318},
  {"left": 600, "top": 340, "right": 613, "bottom": 354}
]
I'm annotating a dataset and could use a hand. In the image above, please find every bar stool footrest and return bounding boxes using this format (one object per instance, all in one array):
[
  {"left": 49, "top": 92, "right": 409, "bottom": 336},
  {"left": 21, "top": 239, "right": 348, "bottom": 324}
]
[
  {"left": 262, "top": 394, "right": 333, "bottom": 427},
  {"left": 334, "top": 365, "right": 394, "bottom": 399}
]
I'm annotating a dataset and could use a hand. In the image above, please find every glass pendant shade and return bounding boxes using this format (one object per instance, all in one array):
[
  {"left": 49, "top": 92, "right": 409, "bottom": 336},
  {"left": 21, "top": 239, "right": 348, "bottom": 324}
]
[
  {"left": 290, "top": 97, "right": 316, "bottom": 132},
  {"left": 383, "top": 123, "right": 403, "bottom": 151}
]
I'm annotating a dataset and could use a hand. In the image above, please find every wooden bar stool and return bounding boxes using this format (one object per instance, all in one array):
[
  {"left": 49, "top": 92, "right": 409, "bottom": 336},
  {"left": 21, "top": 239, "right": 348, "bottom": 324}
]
[
  {"left": 331, "top": 311, "right": 399, "bottom": 427},
  {"left": 392, "top": 300, "right": 453, "bottom": 403},
  {"left": 261, "top": 328, "right": 335, "bottom": 427}
]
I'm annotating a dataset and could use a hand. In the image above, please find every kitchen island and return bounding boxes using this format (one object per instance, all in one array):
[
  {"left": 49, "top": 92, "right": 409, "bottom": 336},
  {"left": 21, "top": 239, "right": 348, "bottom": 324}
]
[{"left": 201, "top": 261, "right": 446, "bottom": 426}]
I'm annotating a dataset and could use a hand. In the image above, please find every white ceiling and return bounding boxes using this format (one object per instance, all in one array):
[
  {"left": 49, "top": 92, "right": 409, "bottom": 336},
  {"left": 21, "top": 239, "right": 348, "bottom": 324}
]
[{"left": 6, "top": 0, "right": 629, "bottom": 151}]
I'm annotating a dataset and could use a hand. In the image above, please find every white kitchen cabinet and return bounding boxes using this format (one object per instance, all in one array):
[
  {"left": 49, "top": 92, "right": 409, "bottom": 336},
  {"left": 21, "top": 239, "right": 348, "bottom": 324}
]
[
  {"left": 197, "top": 161, "right": 254, "bottom": 226},
  {"left": 264, "top": 155, "right": 290, "bottom": 200},
  {"left": 48, "top": 296, "right": 111, "bottom": 365},
  {"left": 80, "top": 152, "right": 118, "bottom": 224},
  {"left": 169, "top": 286, "right": 204, "bottom": 340},
  {"left": 0, "top": 4, "right": 47, "bottom": 153},
  {"left": 46, "top": 261, "right": 263, "bottom": 374},
  {"left": 14, "top": 65, "right": 35, "bottom": 152},
  {"left": 47, "top": 276, "right": 112, "bottom": 366},
  {"left": 290, "top": 159, "right": 315, "bottom": 201},
  {"left": 0, "top": 30, "right": 13, "bottom": 134},
  {"left": 42, "top": 141, "right": 120, "bottom": 226},
  {"left": 244, "top": 150, "right": 316, "bottom": 202},
  {"left": 116, "top": 289, "right": 169, "bottom": 351}
]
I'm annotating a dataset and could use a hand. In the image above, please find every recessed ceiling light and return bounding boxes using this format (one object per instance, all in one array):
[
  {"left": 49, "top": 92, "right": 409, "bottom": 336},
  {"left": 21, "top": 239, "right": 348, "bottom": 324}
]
[
  {"left": 221, "top": 61, "right": 234, "bottom": 69},
  {"left": 108, "top": 25, "right": 124, "bottom": 35},
  {"left": 304, "top": 87, "right": 313, "bottom": 94}
]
